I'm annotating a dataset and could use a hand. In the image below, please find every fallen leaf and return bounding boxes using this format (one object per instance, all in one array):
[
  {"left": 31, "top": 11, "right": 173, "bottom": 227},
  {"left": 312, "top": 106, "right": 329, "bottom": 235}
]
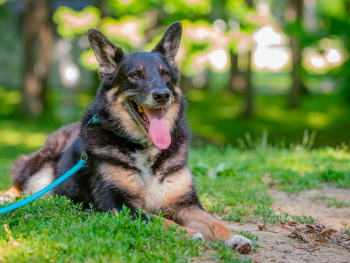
[
  {"left": 258, "top": 225, "right": 267, "bottom": 231},
  {"left": 294, "top": 243, "right": 304, "bottom": 249}
]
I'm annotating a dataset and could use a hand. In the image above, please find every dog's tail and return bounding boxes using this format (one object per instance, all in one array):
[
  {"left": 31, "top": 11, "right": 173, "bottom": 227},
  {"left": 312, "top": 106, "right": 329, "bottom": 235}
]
[{"left": 10, "top": 123, "right": 80, "bottom": 185}]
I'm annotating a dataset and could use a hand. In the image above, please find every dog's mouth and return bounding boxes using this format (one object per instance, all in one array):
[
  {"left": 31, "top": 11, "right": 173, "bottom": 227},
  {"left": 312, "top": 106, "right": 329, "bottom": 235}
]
[
  {"left": 130, "top": 100, "right": 150, "bottom": 129},
  {"left": 128, "top": 100, "right": 171, "bottom": 150}
]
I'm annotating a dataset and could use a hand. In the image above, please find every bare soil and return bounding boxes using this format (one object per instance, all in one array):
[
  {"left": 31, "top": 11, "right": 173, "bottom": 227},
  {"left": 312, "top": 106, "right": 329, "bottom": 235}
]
[
  {"left": 271, "top": 188, "right": 350, "bottom": 230},
  {"left": 224, "top": 188, "right": 350, "bottom": 263}
]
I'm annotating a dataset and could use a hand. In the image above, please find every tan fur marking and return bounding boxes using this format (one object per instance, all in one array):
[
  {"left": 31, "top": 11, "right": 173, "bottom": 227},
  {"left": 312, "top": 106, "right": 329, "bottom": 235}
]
[
  {"left": 165, "top": 100, "right": 181, "bottom": 133},
  {"left": 176, "top": 208, "right": 236, "bottom": 241},
  {"left": 160, "top": 167, "right": 192, "bottom": 208},
  {"left": 174, "top": 86, "right": 182, "bottom": 96},
  {"left": 1, "top": 183, "right": 23, "bottom": 199},
  {"left": 164, "top": 86, "right": 182, "bottom": 133},
  {"left": 157, "top": 144, "right": 187, "bottom": 173},
  {"left": 106, "top": 92, "right": 147, "bottom": 142},
  {"left": 150, "top": 214, "right": 200, "bottom": 239},
  {"left": 92, "top": 146, "right": 133, "bottom": 163},
  {"left": 99, "top": 163, "right": 143, "bottom": 194}
]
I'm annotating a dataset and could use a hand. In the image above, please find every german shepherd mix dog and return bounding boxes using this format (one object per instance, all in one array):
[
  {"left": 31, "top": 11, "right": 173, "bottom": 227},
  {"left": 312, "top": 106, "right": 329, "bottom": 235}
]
[{"left": 1, "top": 22, "right": 252, "bottom": 253}]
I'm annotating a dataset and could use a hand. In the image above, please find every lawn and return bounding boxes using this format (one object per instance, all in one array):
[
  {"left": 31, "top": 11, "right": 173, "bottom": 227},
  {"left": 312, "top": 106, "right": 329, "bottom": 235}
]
[{"left": 1, "top": 144, "right": 350, "bottom": 262}]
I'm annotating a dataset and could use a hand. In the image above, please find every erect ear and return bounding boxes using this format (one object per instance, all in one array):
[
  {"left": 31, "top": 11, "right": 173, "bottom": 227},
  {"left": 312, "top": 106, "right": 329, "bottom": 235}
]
[
  {"left": 152, "top": 22, "right": 182, "bottom": 64},
  {"left": 87, "top": 29, "right": 124, "bottom": 77}
]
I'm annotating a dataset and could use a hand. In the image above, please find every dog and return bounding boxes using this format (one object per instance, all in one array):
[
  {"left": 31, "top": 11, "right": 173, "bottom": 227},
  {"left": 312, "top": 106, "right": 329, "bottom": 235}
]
[{"left": 1, "top": 22, "right": 252, "bottom": 254}]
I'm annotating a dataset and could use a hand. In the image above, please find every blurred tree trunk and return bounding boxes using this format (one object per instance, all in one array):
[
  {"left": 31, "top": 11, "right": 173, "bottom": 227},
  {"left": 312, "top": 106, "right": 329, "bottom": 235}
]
[
  {"left": 228, "top": 51, "right": 244, "bottom": 92},
  {"left": 243, "top": 0, "right": 253, "bottom": 117},
  {"left": 95, "top": 0, "right": 108, "bottom": 17},
  {"left": 243, "top": 51, "right": 253, "bottom": 117},
  {"left": 344, "top": 2, "right": 350, "bottom": 102},
  {"left": 289, "top": 36, "right": 303, "bottom": 108},
  {"left": 288, "top": 0, "right": 306, "bottom": 108},
  {"left": 179, "top": 75, "right": 192, "bottom": 91},
  {"left": 22, "top": 0, "right": 52, "bottom": 117}
]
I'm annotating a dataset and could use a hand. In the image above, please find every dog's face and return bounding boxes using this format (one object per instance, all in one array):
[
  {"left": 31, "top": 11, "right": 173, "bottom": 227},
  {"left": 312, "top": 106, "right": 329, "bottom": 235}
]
[{"left": 88, "top": 22, "right": 183, "bottom": 150}]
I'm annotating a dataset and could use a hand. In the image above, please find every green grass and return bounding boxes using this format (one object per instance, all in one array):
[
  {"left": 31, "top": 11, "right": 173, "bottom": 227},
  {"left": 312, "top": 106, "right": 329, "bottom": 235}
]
[
  {"left": 311, "top": 195, "right": 350, "bottom": 208},
  {"left": 1, "top": 144, "right": 350, "bottom": 262}
]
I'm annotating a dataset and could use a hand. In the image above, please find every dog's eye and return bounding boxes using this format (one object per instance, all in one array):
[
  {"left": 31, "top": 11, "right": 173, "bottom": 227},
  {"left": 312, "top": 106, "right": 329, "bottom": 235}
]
[
  {"left": 132, "top": 74, "right": 139, "bottom": 80},
  {"left": 162, "top": 72, "right": 169, "bottom": 79}
]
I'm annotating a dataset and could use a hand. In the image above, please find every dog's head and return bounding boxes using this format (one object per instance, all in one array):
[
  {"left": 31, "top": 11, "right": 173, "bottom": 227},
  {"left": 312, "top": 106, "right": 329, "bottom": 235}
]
[{"left": 88, "top": 22, "right": 183, "bottom": 150}]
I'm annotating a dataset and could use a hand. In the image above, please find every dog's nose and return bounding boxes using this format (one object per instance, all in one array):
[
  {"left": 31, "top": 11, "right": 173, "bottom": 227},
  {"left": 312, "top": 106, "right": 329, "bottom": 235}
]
[{"left": 153, "top": 89, "right": 170, "bottom": 104}]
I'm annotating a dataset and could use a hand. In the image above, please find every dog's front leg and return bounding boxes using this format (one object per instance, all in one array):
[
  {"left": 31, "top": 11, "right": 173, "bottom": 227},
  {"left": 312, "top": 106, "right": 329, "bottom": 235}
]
[
  {"left": 150, "top": 214, "right": 205, "bottom": 241},
  {"left": 159, "top": 167, "right": 252, "bottom": 253},
  {"left": 174, "top": 207, "right": 253, "bottom": 254}
]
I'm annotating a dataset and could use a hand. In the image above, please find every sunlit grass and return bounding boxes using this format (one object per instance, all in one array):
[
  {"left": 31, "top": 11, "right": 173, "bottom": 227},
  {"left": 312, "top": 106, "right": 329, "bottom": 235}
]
[
  {"left": 0, "top": 129, "right": 47, "bottom": 148},
  {"left": 0, "top": 87, "right": 22, "bottom": 115}
]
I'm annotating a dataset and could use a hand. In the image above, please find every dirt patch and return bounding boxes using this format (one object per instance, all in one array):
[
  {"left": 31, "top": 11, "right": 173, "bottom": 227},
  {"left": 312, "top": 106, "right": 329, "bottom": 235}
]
[
  {"left": 225, "top": 222, "right": 349, "bottom": 263},
  {"left": 270, "top": 188, "right": 350, "bottom": 230},
  {"left": 221, "top": 188, "right": 350, "bottom": 263}
]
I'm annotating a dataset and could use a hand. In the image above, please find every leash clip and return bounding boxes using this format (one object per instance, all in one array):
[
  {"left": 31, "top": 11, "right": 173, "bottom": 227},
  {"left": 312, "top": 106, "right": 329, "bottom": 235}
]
[
  {"left": 81, "top": 151, "right": 88, "bottom": 165},
  {"left": 87, "top": 114, "right": 101, "bottom": 129}
]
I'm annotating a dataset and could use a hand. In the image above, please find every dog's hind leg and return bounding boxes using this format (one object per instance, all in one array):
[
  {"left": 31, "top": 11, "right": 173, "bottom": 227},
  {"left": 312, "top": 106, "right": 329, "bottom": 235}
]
[
  {"left": 10, "top": 123, "right": 80, "bottom": 187},
  {"left": 0, "top": 123, "right": 80, "bottom": 205},
  {"left": 0, "top": 182, "right": 23, "bottom": 204},
  {"left": 0, "top": 152, "right": 52, "bottom": 204},
  {"left": 0, "top": 123, "right": 80, "bottom": 203}
]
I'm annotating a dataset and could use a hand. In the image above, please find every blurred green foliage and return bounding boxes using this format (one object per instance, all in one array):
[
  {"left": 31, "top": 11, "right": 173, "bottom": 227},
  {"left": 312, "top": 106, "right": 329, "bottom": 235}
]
[
  {"left": 1, "top": 0, "right": 350, "bottom": 150},
  {"left": 1, "top": 85, "right": 350, "bottom": 160},
  {"left": 53, "top": 6, "right": 100, "bottom": 39}
]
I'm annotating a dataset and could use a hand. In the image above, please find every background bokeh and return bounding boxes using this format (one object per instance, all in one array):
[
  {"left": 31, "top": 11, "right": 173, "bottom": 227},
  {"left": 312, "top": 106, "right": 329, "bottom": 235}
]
[{"left": 1, "top": 0, "right": 350, "bottom": 159}]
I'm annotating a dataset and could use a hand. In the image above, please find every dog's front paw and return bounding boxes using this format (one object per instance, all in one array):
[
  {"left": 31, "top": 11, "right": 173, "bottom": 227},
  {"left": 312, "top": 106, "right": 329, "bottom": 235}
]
[
  {"left": 189, "top": 232, "right": 205, "bottom": 241},
  {"left": 225, "top": 235, "right": 252, "bottom": 254}
]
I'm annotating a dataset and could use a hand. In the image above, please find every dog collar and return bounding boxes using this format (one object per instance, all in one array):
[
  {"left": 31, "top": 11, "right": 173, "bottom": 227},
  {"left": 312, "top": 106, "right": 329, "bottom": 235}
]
[{"left": 87, "top": 114, "right": 146, "bottom": 146}]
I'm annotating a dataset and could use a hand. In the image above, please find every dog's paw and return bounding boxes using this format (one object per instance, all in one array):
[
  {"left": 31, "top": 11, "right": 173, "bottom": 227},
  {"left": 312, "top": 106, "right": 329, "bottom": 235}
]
[
  {"left": 189, "top": 232, "right": 205, "bottom": 242},
  {"left": 0, "top": 193, "right": 17, "bottom": 205},
  {"left": 225, "top": 235, "right": 253, "bottom": 254}
]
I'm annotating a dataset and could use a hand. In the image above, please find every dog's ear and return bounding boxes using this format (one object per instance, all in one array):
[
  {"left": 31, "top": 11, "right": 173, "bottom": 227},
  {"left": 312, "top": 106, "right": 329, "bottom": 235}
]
[
  {"left": 88, "top": 29, "right": 124, "bottom": 76},
  {"left": 152, "top": 22, "right": 182, "bottom": 64}
]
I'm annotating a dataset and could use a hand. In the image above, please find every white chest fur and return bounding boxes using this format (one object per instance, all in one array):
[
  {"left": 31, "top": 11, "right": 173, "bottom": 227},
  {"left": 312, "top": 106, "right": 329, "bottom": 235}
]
[
  {"left": 131, "top": 147, "right": 159, "bottom": 183},
  {"left": 131, "top": 148, "right": 171, "bottom": 213}
]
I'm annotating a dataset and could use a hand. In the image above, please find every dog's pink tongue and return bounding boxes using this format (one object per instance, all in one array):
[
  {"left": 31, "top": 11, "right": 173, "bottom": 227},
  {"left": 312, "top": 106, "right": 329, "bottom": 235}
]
[{"left": 144, "top": 108, "right": 171, "bottom": 149}]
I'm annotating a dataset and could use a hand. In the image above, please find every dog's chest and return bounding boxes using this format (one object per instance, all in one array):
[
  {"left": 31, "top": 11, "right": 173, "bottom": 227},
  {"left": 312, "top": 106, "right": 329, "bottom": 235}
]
[
  {"left": 131, "top": 148, "right": 170, "bottom": 213},
  {"left": 131, "top": 148, "right": 158, "bottom": 183}
]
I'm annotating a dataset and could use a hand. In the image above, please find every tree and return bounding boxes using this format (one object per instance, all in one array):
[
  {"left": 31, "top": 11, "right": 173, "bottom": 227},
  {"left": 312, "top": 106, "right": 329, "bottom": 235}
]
[
  {"left": 21, "top": 0, "right": 53, "bottom": 116},
  {"left": 287, "top": 0, "right": 305, "bottom": 108},
  {"left": 243, "top": 0, "right": 253, "bottom": 117},
  {"left": 226, "top": 0, "right": 257, "bottom": 117}
]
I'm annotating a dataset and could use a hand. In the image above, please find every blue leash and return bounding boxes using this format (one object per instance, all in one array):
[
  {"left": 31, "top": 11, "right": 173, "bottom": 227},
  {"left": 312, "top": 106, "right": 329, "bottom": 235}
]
[{"left": 0, "top": 152, "right": 88, "bottom": 216}]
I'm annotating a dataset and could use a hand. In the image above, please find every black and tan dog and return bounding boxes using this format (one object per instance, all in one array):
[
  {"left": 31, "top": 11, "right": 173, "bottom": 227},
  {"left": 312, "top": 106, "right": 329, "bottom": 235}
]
[{"left": 1, "top": 22, "right": 252, "bottom": 253}]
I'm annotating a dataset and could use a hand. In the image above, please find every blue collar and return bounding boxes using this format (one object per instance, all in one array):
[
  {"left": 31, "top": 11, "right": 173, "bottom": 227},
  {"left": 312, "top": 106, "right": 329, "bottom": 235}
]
[{"left": 87, "top": 114, "right": 146, "bottom": 146}]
